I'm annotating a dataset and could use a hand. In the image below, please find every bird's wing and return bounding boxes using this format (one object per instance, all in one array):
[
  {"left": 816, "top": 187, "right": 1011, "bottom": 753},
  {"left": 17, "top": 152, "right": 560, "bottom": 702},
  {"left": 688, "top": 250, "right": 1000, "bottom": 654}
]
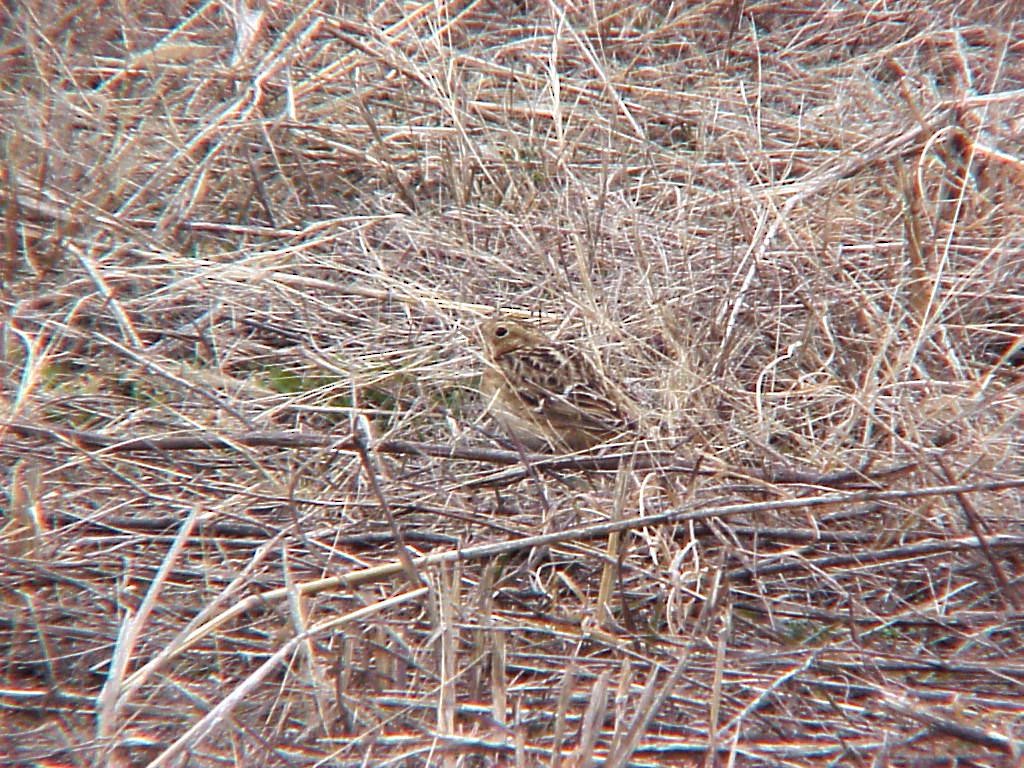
[{"left": 506, "top": 346, "right": 633, "bottom": 432}]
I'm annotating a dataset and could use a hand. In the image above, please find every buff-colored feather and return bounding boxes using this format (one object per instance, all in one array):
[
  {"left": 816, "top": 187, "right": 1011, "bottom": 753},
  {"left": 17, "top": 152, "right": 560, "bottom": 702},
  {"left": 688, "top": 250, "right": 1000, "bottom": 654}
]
[{"left": 478, "top": 319, "right": 638, "bottom": 451}]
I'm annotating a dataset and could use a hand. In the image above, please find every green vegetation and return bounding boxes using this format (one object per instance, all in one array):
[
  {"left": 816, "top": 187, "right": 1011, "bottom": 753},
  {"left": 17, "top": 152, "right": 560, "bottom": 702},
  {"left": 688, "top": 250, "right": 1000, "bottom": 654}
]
[{"left": 2, "top": 2, "right": 1021, "bottom": 766}]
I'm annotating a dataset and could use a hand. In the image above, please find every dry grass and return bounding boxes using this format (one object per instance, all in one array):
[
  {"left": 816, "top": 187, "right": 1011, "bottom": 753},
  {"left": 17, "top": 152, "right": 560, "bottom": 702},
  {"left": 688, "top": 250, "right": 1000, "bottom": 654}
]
[{"left": 2, "top": 1, "right": 1023, "bottom": 766}]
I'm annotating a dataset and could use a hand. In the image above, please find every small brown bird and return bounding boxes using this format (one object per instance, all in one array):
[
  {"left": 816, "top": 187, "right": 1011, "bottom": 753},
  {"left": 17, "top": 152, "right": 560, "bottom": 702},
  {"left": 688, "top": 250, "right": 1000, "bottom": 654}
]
[{"left": 478, "top": 318, "right": 639, "bottom": 451}]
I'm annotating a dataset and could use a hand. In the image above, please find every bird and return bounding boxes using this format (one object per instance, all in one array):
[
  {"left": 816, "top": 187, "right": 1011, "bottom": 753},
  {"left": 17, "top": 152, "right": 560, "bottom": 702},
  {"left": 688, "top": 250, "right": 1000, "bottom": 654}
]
[{"left": 477, "top": 318, "right": 639, "bottom": 452}]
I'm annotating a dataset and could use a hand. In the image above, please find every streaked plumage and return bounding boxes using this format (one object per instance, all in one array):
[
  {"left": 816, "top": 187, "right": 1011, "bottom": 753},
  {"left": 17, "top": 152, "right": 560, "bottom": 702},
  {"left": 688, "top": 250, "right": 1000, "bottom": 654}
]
[{"left": 478, "top": 319, "right": 638, "bottom": 451}]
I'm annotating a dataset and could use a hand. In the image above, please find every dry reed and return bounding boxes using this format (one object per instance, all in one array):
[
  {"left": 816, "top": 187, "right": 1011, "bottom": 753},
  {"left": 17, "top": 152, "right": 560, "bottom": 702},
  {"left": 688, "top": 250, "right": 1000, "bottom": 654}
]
[{"left": 2, "top": 1, "right": 1023, "bottom": 766}]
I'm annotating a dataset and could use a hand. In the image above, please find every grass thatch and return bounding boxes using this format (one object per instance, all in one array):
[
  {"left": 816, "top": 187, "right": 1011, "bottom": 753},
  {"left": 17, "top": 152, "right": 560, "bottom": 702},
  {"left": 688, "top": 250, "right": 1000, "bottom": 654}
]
[{"left": 2, "top": 1, "right": 1023, "bottom": 765}]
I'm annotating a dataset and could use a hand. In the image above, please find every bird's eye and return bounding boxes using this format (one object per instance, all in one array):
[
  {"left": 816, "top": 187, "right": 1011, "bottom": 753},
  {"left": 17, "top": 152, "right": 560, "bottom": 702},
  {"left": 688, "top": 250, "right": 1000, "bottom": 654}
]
[{"left": 494, "top": 325, "right": 509, "bottom": 338}]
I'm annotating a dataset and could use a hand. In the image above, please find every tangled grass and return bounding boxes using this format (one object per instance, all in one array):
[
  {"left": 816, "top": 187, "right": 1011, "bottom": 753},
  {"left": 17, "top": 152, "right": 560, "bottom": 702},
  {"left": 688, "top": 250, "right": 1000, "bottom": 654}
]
[{"left": 2, "top": 1, "right": 1023, "bottom": 765}]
